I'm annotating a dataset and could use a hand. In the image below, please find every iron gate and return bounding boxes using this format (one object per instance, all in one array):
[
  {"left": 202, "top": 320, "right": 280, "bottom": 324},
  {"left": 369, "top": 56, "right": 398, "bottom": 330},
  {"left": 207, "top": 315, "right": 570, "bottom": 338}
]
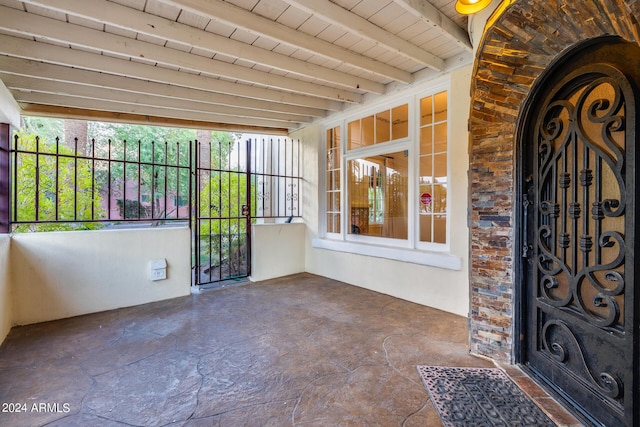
[
  {"left": 193, "top": 138, "right": 250, "bottom": 286},
  {"left": 521, "top": 39, "right": 639, "bottom": 426},
  {"left": 192, "top": 137, "right": 301, "bottom": 286}
]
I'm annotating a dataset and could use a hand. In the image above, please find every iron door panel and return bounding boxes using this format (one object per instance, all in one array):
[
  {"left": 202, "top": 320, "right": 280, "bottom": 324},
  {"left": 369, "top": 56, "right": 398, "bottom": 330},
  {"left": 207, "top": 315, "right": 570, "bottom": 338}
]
[{"left": 522, "top": 40, "right": 639, "bottom": 427}]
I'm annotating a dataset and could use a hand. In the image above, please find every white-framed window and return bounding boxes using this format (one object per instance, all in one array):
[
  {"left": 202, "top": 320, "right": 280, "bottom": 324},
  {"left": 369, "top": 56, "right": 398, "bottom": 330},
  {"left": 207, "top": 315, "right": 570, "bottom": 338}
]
[
  {"left": 417, "top": 90, "right": 448, "bottom": 248},
  {"left": 325, "top": 126, "right": 341, "bottom": 236},
  {"left": 319, "top": 82, "right": 453, "bottom": 265}
]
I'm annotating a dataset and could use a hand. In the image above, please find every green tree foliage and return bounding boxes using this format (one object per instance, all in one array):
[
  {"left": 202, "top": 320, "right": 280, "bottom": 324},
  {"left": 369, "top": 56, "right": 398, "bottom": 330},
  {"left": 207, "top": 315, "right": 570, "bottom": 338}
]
[
  {"left": 21, "top": 117, "right": 64, "bottom": 146},
  {"left": 12, "top": 130, "right": 106, "bottom": 232}
]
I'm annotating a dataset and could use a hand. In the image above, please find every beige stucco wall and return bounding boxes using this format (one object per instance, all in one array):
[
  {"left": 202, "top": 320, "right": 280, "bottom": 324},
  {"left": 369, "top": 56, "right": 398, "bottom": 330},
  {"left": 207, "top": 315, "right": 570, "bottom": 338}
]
[
  {"left": 11, "top": 227, "right": 191, "bottom": 325},
  {"left": 0, "top": 234, "right": 11, "bottom": 344},
  {"left": 250, "top": 222, "right": 305, "bottom": 282},
  {"left": 294, "top": 66, "right": 472, "bottom": 316}
]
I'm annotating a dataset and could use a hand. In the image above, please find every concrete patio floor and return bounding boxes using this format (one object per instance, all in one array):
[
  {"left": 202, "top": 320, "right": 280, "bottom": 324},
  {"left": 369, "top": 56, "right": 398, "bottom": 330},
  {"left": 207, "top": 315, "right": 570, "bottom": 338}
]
[{"left": 0, "top": 273, "right": 578, "bottom": 426}]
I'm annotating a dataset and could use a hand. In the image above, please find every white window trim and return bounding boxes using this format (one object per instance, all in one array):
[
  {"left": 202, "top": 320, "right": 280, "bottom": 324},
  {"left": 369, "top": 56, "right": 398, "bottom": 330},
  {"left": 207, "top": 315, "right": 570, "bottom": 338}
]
[
  {"left": 311, "top": 237, "right": 462, "bottom": 270},
  {"left": 317, "top": 77, "right": 458, "bottom": 269}
]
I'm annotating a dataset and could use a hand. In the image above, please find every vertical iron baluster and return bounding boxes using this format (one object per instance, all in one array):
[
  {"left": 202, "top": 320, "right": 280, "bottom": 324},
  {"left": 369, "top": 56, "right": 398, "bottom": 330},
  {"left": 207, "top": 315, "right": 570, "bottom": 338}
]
[
  {"left": 176, "top": 142, "right": 180, "bottom": 220},
  {"left": 151, "top": 141, "right": 155, "bottom": 220},
  {"left": 214, "top": 139, "right": 219, "bottom": 282},
  {"left": 137, "top": 140, "right": 142, "bottom": 219},
  {"left": 12, "top": 135, "right": 17, "bottom": 224},
  {"left": 74, "top": 137, "right": 78, "bottom": 221},
  {"left": 35, "top": 136, "right": 40, "bottom": 222},
  {"left": 164, "top": 141, "right": 168, "bottom": 219},
  {"left": 55, "top": 137, "right": 60, "bottom": 221},
  {"left": 582, "top": 139, "right": 590, "bottom": 269},
  {"left": 123, "top": 140, "right": 127, "bottom": 220},
  {"left": 91, "top": 138, "right": 95, "bottom": 221},
  {"left": 246, "top": 138, "right": 251, "bottom": 276},
  {"left": 107, "top": 139, "right": 112, "bottom": 221}
]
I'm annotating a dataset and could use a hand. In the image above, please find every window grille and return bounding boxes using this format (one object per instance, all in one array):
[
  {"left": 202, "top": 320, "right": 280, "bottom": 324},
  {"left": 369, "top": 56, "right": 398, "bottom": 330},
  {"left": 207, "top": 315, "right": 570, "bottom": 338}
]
[{"left": 249, "top": 138, "right": 301, "bottom": 219}]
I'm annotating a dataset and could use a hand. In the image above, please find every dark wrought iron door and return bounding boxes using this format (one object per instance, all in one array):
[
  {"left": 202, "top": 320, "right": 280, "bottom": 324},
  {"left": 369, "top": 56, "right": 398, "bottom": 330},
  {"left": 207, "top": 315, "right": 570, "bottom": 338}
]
[
  {"left": 522, "top": 40, "right": 639, "bottom": 426},
  {"left": 193, "top": 138, "right": 251, "bottom": 286}
]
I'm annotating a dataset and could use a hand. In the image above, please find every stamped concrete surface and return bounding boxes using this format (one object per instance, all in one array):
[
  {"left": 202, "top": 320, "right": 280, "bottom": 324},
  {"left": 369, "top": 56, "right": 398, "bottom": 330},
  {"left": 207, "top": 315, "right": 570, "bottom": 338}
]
[{"left": 0, "top": 273, "right": 492, "bottom": 426}]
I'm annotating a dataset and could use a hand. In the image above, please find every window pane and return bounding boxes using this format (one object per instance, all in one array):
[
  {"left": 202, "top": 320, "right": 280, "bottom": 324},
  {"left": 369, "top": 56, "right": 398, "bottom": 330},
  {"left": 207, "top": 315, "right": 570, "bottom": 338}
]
[
  {"left": 327, "top": 213, "right": 340, "bottom": 234},
  {"left": 434, "top": 215, "right": 446, "bottom": 243},
  {"left": 434, "top": 123, "right": 447, "bottom": 153},
  {"left": 419, "top": 155, "right": 432, "bottom": 184},
  {"left": 327, "top": 191, "right": 340, "bottom": 212},
  {"left": 419, "top": 214, "right": 432, "bottom": 242},
  {"left": 392, "top": 104, "right": 408, "bottom": 139},
  {"left": 433, "top": 184, "right": 447, "bottom": 213},
  {"left": 420, "top": 96, "right": 433, "bottom": 126},
  {"left": 434, "top": 91, "right": 447, "bottom": 122},
  {"left": 375, "top": 110, "right": 390, "bottom": 144},
  {"left": 348, "top": 151, "right": 408, "bottom": 239},
  {"left": 362, "top": 115, "right": 374, "bottom": 147},
  {"left": 419, "top": 184, "right": 433, "bottom": 214},
  {"left": 348, "top": 120, "right": 361, "bottom": 150},
  {"left": 420, "top": 126, "right": 432, "bottom": 154},
  {"left": 326, "top": 126, "right": 341, "bottom": 233},
  {"left": 434, "top": 153, "right": 447, "bottom": 180},
  {"left": 419, "top": 91, "right": 448, "bottom": 246}
]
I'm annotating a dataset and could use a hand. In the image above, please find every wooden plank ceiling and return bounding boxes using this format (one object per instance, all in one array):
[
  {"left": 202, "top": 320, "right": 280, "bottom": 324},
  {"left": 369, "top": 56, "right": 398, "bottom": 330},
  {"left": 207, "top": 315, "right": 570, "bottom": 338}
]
[{"left": 0, "top": 0, "right": 470, "bottom": 133}]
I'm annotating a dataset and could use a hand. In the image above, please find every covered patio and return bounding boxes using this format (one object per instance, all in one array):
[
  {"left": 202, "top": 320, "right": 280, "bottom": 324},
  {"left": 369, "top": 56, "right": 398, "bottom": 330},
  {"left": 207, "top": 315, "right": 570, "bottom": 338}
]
[
  {"left": 1, "top": 0, "right": 639, "bottom": 425},
  {"left": 0, "top": 273, "right": 578, "bottom": 426}
]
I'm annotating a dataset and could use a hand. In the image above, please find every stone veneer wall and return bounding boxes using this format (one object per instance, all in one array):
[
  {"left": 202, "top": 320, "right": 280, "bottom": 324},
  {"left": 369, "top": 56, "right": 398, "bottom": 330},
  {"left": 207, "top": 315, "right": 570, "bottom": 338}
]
[{"left": 469, "top": 0, "right": 640, "bottom": 362}]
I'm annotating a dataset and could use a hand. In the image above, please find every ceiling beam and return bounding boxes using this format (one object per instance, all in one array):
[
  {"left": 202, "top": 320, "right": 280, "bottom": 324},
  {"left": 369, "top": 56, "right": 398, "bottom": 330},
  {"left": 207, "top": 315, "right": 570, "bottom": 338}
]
[
  {"left": 1, "top": 74, "right": 312, "bottom": 124},
  {"left": 155, "top": 0, "right": 413, "bottom": 84},
  {"left": 0, "top": 55, "right": 326, "bottom": 118},
  {"left": 0, "top": 5, "right": 363, "bottom": 102},
  {"left": 22, "top": 0, "right": 386, "bottom": 94},
  {"left": 281, "top": 0, "right": 444, "bottom": 70},
  {"left": 394, "top": 0, "right": 472, "bottom": 52},
  {"left": 19, "top": 104, "right": 290, "bottom": 135},
  {"left": 12, "top": 92, "right": 300, "bottom": 130},
  {"left": 0, "top": 35, "right": 347, "bottom": 111}
]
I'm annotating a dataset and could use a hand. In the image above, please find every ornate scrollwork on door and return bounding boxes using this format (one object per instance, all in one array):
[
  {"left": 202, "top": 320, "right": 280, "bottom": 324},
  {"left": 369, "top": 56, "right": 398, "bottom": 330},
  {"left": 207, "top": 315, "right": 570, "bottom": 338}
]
[
  {"left": 542, "top": 320, "right": 622, "bottom": 399},
  {"left": 535, "top": 66, "right": 628, "bottom": 332}
]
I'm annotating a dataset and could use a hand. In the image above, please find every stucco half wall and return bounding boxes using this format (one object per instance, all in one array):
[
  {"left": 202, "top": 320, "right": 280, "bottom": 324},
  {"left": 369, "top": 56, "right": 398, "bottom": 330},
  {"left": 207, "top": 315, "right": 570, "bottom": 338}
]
[
  {"left": 293, "top": 66, "right": 472, "bottom": 317},
  {"left": 11, "top": 227, "right": 191, "bottom": 325},
  {"left": 250, "top": 222, "right": 306, "bottom": 282}
]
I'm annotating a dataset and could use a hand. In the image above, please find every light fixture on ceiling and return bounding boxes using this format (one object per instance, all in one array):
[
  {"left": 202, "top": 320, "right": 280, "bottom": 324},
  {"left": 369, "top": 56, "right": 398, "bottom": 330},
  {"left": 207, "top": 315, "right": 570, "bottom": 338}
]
[{"left": 455, "top": 0, "right": 493, "bottom": 15}]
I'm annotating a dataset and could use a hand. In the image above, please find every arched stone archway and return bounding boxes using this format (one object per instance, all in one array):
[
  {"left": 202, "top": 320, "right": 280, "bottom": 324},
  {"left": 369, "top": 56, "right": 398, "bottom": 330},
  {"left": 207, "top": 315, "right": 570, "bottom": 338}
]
[{"left": 468, "top": 0, "right": 640, "bottom": 362}]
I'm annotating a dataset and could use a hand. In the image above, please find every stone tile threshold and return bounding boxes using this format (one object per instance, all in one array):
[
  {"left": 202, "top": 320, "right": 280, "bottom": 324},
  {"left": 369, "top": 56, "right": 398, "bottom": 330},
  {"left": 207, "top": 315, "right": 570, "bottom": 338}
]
[{"left": 498, "top": 363, "right": 583, "bottom": 427}]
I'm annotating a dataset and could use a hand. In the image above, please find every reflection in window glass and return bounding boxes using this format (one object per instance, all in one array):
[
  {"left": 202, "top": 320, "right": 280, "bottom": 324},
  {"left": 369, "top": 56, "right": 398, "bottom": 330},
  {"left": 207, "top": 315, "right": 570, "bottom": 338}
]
[
  {"left": 434, "top": 123, "right": 447, "bottom": 153},
  {"left": 348, "top": 151, "right": 408, "bottom": 239},
  {"left": 376, "top": 110, "right": 391, "bottom": 144},
  {"left": 392, "top": 104, "right": 408, "bottom": 139},
  {"left": 420, "top": 96, "right": 433, "bottom": 126},
  {"left": 362, "top": 115, "right": 374, "bottom": 147},
  {"left": 419, "top": 91, "right": 448, "bottom": 245},
  {"left": 348, "top": 120, "right": 360, "bottom": 150},
  {"left": 347, "top": 104, "right": 409, "bottom": 151},
  {"left": 434, "top": 92, "right": 448, "bottom": 123}
]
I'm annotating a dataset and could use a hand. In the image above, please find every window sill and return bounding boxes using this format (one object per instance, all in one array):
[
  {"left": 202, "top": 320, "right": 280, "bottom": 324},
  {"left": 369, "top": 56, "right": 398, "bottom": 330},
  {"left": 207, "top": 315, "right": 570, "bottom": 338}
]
[{"left": 311, "top": 237, "right": 462, "bottom": 270}]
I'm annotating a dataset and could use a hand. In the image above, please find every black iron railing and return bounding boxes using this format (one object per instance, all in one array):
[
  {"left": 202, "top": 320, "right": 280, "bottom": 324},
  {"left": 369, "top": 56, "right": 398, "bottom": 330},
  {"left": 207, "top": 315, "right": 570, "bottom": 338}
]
[
  {"left": 11, "top": 134, "right": 191, "bottom": 229},
  {"left": 9, "top": 135, "right": 301, "bottom": 236}
]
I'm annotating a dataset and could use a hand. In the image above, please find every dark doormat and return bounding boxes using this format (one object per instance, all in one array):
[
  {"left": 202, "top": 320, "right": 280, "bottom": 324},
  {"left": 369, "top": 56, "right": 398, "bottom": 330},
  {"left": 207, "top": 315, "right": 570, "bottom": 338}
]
[{"left": 417, "top": 366, "right": 556, "bottom": 427}]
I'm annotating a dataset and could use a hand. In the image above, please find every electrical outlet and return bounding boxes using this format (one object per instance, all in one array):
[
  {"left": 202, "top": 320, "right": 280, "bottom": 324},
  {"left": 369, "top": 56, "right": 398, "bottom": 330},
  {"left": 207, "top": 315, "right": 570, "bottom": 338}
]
[{"left": 150, "top": 268, "right": 166, "bottom": 281}]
